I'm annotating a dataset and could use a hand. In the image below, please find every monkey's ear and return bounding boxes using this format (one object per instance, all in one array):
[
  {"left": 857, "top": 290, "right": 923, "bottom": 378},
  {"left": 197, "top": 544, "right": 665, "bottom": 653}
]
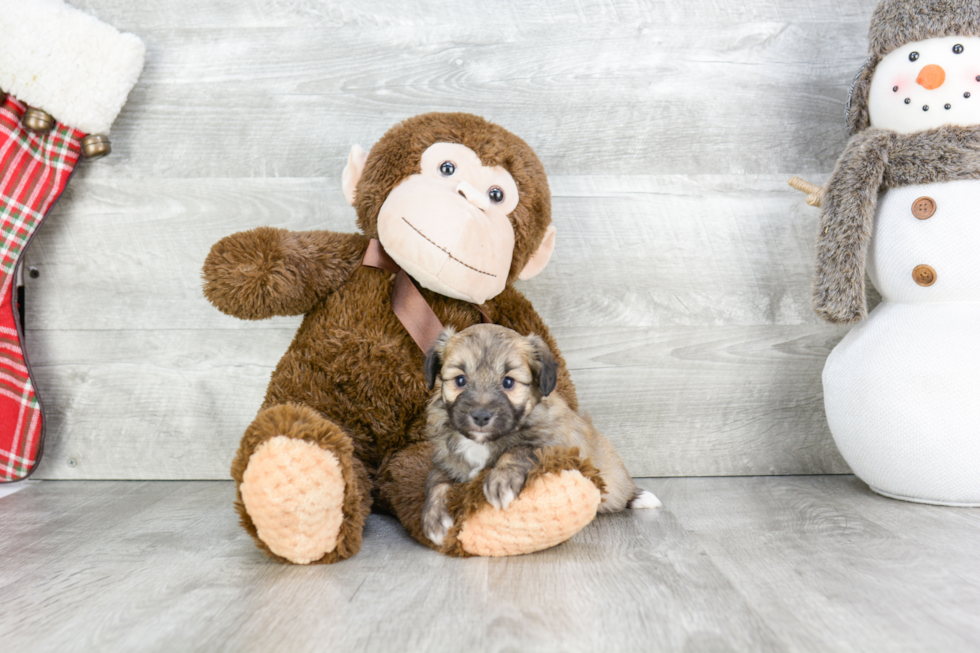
[
  {"left": 342, "top": 144, "right": 369, "bottom": 206},
  {"left": 527, "top": 334, "right": 558, "bottom": 397},
  {"left": 424, "top": 328, "right": 456, "bottom": 389},
  {"left": 518, "top": 226, "right": 556, "bottom": 281}
]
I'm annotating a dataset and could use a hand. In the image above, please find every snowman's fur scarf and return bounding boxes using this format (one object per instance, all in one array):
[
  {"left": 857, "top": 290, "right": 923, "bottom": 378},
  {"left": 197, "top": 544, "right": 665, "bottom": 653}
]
[
  {"left": 847, "top": 0, "right": 980, "bottom": 134},
  {"left": 814, "top": 124, "right": 980, "bottom": 323}
]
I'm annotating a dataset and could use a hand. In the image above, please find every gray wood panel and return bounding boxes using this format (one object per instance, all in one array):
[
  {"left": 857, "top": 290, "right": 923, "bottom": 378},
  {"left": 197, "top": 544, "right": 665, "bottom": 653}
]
[
  {"left": 26, "top": 324, "right": 849, "bottom": 479},
  {"left": 19, "top": 0, "right": 881, "bottom": 479},
  {"left": 24, "top": 175, "right": 838, "bottom": 331},
  {"left": 4, "top": 477, "right": 979, "bottom": 652},
  {"left": 55, "top": 1, "right": 873, "bottom": 179}
]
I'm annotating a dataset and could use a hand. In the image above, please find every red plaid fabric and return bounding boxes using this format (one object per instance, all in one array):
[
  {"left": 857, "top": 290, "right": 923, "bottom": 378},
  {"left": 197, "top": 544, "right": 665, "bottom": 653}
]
[{"left": 0, "top": 94, "right": 83, "bottom": 482}]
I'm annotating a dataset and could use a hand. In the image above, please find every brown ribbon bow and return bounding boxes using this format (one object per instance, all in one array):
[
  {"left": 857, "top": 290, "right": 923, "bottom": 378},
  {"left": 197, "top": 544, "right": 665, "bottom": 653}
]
[{"left": 361, "top": 239, "right": 491, "bottom": 352}]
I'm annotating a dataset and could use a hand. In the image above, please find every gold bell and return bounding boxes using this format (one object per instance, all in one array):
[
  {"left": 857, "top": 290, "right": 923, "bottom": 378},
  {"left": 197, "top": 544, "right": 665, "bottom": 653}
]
[
  {"left": 81, "top": 134, "right": 111, "bottom": 160},
  {"left": 23, "top": 107, "right": 55, "bottom": 133}
]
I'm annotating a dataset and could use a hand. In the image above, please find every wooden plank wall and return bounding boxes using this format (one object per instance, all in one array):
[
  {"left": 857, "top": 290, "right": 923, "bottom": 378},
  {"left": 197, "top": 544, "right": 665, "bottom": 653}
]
[{"left": 23, "top": 0, "right": 880, "bottom": 479}]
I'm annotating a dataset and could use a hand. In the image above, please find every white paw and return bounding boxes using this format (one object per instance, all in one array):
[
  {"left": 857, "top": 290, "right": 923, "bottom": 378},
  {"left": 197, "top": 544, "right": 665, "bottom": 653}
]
[
  {"left": 629, "top": 489, "right": 662, "bottom": 510},
  {"left": 424, "top": 520, "right": 448, "bottom": 546},
  {"left": 493, "top": 486, "right": 516, "bottom": 510},
  {"left": 483, "top": 469, "right": 524, "bottom": 510},
  {"left": 422, "top": 507, "right": 455, "bottom": 546}
]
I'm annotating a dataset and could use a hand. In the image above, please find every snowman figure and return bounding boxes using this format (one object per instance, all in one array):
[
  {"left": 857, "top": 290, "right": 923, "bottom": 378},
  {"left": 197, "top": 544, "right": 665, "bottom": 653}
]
[{"left": 807, "top": 0, "right": 980, "bottom": 506}]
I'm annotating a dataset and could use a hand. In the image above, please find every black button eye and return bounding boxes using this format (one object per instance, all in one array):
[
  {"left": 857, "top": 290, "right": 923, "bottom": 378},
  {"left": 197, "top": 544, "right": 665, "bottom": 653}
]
[
  {"left": 440, "top": 161, "right": 456, "bottom": 176},
  {"left": 488, "top": 187, "right": 504, "bottom": 203},
  {"left": 954, "top": 44, "right": 964, "bottom": 54},
  {"left": 502, "top": 377, "right": 515, "bottom": 390},
  {"left": 909, "top": 51, "right": 920, "bottom": 62},
  {"left": 455, "top": 375, "right": 467, "bottom": 388}
]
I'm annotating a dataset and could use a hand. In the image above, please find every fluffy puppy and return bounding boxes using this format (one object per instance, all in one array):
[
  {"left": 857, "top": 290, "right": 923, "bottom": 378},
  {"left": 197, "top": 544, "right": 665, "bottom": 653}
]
[{"left": 421, "top": 324, "right": 660, "bottom": 546}]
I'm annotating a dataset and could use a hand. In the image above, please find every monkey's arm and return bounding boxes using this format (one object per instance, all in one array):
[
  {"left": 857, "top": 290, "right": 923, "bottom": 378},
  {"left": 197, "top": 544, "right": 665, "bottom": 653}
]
[
  {"left": 491, "top": 287, "right": 578, "bottom": 411},
  {"left": 202, "top": 227, "right": 367, "bottom": 320}
]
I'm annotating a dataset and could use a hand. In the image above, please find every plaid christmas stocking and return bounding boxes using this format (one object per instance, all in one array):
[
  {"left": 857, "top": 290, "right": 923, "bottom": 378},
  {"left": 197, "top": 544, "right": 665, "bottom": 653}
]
[
  {"left": 0, "top": 0, "right": 144, "bottom": 481},
  {"left": 0, "top": 97, "right": 84, "bottom": 481}
]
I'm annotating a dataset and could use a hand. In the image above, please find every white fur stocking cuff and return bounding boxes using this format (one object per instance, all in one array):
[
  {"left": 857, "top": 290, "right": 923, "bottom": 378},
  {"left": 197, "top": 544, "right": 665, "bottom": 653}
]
[{"left": 0, "top": 0, "right": 145, "bottom": 134}]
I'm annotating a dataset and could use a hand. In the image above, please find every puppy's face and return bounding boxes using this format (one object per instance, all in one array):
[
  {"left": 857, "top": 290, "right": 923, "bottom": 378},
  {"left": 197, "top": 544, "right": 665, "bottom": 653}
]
[{"left": 425, "top": 325, "right": 557, "bottom": 444}]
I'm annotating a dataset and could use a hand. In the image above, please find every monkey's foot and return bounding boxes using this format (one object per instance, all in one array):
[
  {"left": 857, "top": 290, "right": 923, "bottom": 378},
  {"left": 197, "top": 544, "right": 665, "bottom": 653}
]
[
  {"left": 240, "top": 435, "right": 346, "bottom": 564},
  {"left": 444, "top": 447, "right": 603, "bottom": 557}
]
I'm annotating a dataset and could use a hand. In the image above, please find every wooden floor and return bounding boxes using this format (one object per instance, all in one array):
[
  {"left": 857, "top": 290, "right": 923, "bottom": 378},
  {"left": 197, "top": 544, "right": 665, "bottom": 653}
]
[{"left": 2, "top": 476, "right": 978, "bottom": 653}]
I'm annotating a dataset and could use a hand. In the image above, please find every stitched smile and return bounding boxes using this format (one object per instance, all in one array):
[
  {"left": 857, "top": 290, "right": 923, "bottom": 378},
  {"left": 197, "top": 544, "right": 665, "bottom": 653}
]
[{"left": 401, "top": 217, "right": 497, "bottom": 278}]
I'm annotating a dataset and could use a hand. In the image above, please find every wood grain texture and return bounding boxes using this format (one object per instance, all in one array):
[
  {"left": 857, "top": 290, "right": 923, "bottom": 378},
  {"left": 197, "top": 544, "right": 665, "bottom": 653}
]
[
  {"left": 24, "top": 175, "right": 838, "bottom": 331},
  {"left": 653, "top": 476, "right": 980, "bottom": 652},
  {"left": 4, "top": 477, "right": 978, "bottom": 652},
  {"left": 0, "top": 480, "right": 781, "bottom": 653},
  {"left": 18, "top": 0, "right": 882, "bottom": 479},
  {"left": 25, "top": 324, "right": 850, "bottom": 479},
  {"left": 45, "top": 1, "right": 874, "bottom": 179}
]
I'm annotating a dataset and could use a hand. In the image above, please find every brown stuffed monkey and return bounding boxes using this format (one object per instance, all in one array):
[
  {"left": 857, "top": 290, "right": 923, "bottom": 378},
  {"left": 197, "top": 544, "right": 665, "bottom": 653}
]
[{"left": 203, "top": 113, "right": 603, "bottom": 564}]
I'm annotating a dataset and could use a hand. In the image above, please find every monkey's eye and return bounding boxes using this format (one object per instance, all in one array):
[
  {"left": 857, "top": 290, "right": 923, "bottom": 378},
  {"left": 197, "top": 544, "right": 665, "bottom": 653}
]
[
  {"left": 455, "top": 375, "right": 467, "bottom": 388},
  {"left": 440, "top": 161, "right": 456, "bottom": 176},
  {"left": 909, "top": 51, "right": 920, "bottom": 62},
  {"left": 502, "top": 377, "right": 515, "bottom": 390},
  {"left": 954, "top": 44, "right": 964, "bottom": 54},
  {"left": 488, "top": 187, "right": 504, "bottom": 203}
]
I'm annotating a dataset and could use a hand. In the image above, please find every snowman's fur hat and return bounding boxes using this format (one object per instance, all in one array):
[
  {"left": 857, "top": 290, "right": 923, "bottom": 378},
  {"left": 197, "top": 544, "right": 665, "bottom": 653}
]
[{"left": 847, "top": 0, "right": 980, "bottom": 135}]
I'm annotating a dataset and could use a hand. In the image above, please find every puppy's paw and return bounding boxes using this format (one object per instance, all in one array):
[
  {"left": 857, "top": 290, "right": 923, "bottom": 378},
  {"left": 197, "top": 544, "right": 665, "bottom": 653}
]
[
  {"left": 422, "top": 499, "right": 454, "bottom": 546},
  {"left": 629, "top": 489, "right": 662, "bottom": 509},
  {"left": 484, "top": 466, "right": 527, "bottom": 510}
]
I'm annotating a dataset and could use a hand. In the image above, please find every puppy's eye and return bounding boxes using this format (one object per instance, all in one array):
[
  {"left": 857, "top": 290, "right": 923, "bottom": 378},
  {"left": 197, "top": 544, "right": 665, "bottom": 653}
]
[
  {"left": 440, "top": 161, "right": 456, "bottom": 176},
  {"left": 455, "top": 375, "right": 467, "bottom": 388},
  {"left": 502, "top": 377, "right": 515, "bottom": 390},
  {"left": 488, "top": 187, "right": 504, "bottom": 203}
]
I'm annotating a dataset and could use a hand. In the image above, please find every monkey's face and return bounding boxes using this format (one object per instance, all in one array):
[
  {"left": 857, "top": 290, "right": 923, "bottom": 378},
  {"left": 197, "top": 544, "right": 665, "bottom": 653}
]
[
  {"left": 376, "top": 143, "right": 520, "bottom": 304},
  {"left": 342, "top": 114, "right": 558, "bottom": 302},
  {"left": 425, "top": 325, "right": 558, "bottom": 444}
]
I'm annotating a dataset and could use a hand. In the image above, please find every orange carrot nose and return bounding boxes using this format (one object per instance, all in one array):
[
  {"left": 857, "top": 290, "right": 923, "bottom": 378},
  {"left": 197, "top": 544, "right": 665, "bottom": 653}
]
[{"left": 917, "top": 64, "right": 946, "bottom": 90}]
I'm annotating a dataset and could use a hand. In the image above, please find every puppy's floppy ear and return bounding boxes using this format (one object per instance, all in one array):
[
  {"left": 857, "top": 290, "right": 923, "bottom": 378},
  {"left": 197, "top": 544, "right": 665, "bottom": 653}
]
[
  {"left": 424, "top": 327, "right": 456, "bottom": 390},
  {"left": 526, "top": 334, "right": 558, "bottom": 397}
]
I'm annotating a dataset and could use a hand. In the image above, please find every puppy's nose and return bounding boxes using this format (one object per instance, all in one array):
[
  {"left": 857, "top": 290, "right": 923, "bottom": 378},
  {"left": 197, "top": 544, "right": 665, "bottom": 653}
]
[
  {"left": 917, "top": 64, "right": 945, "bottom": 90},
  {"left": 471, "top": 408, "right": 493, "bottom": 427}
]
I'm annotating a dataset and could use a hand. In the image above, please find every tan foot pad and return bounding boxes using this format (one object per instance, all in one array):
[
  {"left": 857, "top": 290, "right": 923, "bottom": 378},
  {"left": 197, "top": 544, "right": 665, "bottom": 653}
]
[
  {"left": 240, "top": 436, "right": 345, "bottom": 564},
  {"left": 457, "top": 470, "right": 601, "bottom": 557}
]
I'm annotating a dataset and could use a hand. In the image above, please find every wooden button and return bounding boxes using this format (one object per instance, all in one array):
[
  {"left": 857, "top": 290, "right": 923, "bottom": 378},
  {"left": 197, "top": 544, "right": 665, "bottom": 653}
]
[
  {"left": 912, "top": 264, "right": 937, "bottom": 286},
  {"left": 912, "top": 196, "right": 936, "bottom": 220}
]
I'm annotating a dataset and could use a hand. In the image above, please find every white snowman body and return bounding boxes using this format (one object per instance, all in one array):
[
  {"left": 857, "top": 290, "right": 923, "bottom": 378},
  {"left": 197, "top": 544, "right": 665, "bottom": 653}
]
[{"left": 822, "top": 35, "right": 980, "bottom": 505}]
